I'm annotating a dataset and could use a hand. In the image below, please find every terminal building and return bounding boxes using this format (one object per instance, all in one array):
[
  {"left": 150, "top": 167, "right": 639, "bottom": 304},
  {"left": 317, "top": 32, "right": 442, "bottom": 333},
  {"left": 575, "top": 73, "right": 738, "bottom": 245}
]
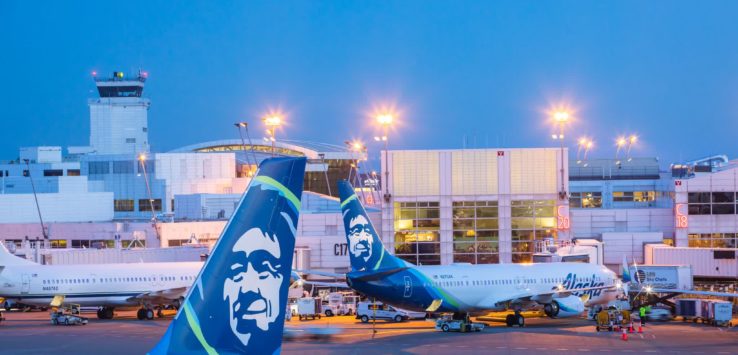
[{"left": 0, "top": 71, "right": 735, "bottom": 282}]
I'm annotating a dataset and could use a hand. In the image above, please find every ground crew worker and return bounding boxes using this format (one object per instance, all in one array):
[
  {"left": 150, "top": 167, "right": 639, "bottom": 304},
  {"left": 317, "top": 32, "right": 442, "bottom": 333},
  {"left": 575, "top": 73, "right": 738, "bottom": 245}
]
[{"left": 639, "top": 306, "right": 647, "bottom": 326}]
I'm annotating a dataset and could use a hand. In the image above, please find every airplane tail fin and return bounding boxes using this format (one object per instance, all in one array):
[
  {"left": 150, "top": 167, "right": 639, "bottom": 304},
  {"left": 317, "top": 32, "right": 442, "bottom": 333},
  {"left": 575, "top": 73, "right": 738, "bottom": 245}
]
[
  {"left": 338, "top": 180, "right": 407, "bottom": 272},
  {"left": 621, "top": 255, "right": 632, "bottom": 283},
  {"left": 0, "top": 243, "right": 37, "bottom": 266},
  {"left": 149, "top": 157, "right": 306, "bottom": 355}
]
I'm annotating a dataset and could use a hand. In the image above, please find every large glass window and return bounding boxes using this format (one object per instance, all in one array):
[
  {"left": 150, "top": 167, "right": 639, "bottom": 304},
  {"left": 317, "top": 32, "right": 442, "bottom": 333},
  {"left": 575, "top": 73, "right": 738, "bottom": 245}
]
[
  {"left": 114, "top": 199, "right": 134, "bottom": 212},
  {"left": 88, "top": 161, "right": 109, "bottom": 174},
  {"left": 511, "top": 200, "right": 556, "bottom": 263},
  {"left": 394, "top": 202, "right": 440, "bottom": 265},
  {"left": 452, "top": 201, "right": 499, "bottom": 264},
  {"left": 113, "top": 161, "right": 134, "bottom": 174},
  {"left": 613, "top": 191, "right": 656, "bottom": 202},
  {"left": 688, "top": 233, "right": 737, "bottom": 248},
  {"left": 569, "top": 192, "right": 602, "bottom": 208},
  {"left": 139, "top": 199, "right": 162, "bottom": 212},
  {"left": 688, "top": 192, "right": 737, "bottom": 215}
]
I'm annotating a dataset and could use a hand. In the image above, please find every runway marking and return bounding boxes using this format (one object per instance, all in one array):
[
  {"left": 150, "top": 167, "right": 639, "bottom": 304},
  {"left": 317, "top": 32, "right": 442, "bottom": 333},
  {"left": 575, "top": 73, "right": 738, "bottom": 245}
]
[
  {"left": 556, "top": 349, "right": 568, "bottom": 351},
  {"left": 514, "top": 348, "right": 528, "bottom": 350}
]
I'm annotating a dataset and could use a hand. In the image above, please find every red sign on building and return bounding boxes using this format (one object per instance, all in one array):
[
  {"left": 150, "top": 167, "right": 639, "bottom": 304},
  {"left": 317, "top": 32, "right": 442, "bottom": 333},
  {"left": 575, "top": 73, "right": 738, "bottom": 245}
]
[{"left": 675, "top": 203, "right": 688, "bottom": 228}]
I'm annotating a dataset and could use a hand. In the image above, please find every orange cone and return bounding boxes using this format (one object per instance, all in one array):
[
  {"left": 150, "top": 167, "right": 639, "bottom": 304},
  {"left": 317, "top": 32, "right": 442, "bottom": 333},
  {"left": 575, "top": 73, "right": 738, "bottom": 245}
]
[
  {"left": 638, "top": 324, "right": 643, "bottom": 333},
  {"left": 629, "top": 320, "right": 634, "bottom": 333},
  {"left": 621, "top": 327, "right": 628, "bottom": 341}
]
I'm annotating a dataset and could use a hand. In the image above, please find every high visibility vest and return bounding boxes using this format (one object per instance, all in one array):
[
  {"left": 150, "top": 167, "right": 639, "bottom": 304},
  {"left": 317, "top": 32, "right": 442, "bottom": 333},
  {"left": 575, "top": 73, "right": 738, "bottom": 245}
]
[{"left": 639, "top": 307, "right": 646, "bottom": 317}]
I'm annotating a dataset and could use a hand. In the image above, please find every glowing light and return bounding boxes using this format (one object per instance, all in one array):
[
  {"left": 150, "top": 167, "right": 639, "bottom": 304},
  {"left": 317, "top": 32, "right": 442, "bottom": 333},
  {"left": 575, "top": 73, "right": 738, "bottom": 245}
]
[
  {"left": 629, "top": 135, "right": 638, "bottom": 144},
  {"left": 263, "top": 115, "right": 282, "bottom": 127},
  {"left": 586, "top": 141, "right": 593, "bottom": 148},
  {"left": 376, "top": 113, "right": 394, "bottom": 125},
  {"left": 578, "top": 137, "right": 587, "bottom": 145},
  {"left": 91, "top": 71, "right": 98, "bottom": 77},
  {"left": 553, "top": 111, "right": 570, "bottom": 123},
  {"left": 616, "top": 137, "right": 627, "bottom": 147},
  {"left": 138, "top": 153, "right": 147, "bottom": 161}
]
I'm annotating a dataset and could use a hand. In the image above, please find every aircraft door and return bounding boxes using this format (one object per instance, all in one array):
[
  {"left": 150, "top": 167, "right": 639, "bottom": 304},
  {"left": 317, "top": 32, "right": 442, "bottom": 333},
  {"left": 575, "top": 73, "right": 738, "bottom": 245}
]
[{"left": 21, "top": 274, "right": 31, "bottom": 294}]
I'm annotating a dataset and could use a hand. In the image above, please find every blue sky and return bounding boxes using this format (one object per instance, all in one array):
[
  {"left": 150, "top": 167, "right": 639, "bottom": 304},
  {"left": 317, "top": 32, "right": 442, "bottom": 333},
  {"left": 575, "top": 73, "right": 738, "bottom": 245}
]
[{"left": 2, "top": 1, "right": 738, "bottom": 166}]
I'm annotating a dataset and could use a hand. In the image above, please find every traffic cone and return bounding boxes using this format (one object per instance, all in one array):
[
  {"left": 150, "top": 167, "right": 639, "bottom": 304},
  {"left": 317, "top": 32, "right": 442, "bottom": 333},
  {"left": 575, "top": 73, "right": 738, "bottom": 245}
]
[
  {"left": 621, "top": 327, "right": 628, "bottom": 341},
  {"left": 638, "top": 324, "right": 643, "bottom": 333},
  {"left": 629, "top": 320, "right": 634, "bottom": 333}
]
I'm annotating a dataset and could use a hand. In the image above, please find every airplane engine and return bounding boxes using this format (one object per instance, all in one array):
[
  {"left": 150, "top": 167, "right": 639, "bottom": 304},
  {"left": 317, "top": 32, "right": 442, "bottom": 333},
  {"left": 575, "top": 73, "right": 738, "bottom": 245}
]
[{"left": 543, "top": 295, "right": 585, "bottom": 318}]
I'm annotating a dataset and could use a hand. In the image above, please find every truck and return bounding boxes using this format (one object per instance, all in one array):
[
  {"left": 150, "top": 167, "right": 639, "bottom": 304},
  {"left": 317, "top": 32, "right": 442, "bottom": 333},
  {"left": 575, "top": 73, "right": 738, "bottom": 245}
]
[
  {"left": 296, "top": 297, "right": 322, "bottom": 321},
  {"left": 628, "top": 265, "right": 693, "bottom": 290},
  {"left": 323, "top": 292, "right": 360, "bottom": 317},
  {"left": 701, "top": 300, "right": 733, "bottom": 327}
]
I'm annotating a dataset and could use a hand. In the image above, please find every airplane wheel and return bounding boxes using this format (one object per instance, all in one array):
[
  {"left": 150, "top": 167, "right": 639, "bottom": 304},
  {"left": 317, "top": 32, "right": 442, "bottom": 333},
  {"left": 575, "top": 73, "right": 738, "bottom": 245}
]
[
  {"left": 517, "top": 314, "right": 525, "bottom": 327},
  {"left": 146, "top": 309, "right": 155, "bottom": 320},
  {"left": 325, "top": 310, "right": 333, "bottom": 317},
  {"left": 505, "top": 314, "right": 514, "bottom": 327},
  {"left": 104, "top": 307, "right": 114, "bottom": 319},
  {"left": 442, "top": 324, "right": 450, "bottom": 332},
  {"left": 360, "top": 315, "right": 369, "bottom": 323},
  {"left": 97, "top": 309, "right": 103, "bottom": 319}
]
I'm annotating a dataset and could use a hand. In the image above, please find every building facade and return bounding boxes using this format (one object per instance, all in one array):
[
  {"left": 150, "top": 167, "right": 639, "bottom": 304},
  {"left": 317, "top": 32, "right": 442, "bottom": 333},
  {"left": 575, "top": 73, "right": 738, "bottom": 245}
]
[{"left": 380, "top": 148, "right": 570, "bottom": 265}]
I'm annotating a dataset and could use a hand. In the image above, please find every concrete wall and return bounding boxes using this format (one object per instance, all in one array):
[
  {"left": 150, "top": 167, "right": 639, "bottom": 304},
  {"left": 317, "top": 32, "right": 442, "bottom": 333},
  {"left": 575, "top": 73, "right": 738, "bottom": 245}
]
[{"left": 0, "top": 192, "right": 113, "bottom": 223}]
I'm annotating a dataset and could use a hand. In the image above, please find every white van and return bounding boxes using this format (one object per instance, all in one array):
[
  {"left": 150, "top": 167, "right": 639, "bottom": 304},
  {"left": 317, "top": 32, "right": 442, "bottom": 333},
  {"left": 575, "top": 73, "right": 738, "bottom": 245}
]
[{"left": 356, "top": 301, "right": 426, "bottom": 323}]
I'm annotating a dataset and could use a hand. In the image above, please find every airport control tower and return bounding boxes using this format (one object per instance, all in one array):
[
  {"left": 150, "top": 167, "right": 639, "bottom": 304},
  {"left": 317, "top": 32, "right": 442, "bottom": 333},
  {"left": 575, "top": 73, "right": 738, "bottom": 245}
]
[{"left": 88, "top": 71, "right": 151, "bottom": 155}]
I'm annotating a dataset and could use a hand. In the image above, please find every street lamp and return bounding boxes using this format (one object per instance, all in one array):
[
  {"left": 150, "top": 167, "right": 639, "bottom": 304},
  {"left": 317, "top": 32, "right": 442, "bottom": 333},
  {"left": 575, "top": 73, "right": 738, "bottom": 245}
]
[
  {"left": 375, "top": 113, "right": 394, "bottom": 203},
  {"left": 615, "top": 136, "right": 627, "bottom": 162},
  {"left": 626, "top": 135, "right": 637, "bottom": 161},
  {"left": 551, "top": 110, "right": 569, "bottom": 200},
  {"left": 576, "top": 137, "right": 594, "bottom": 163},
  {"left": 234, "top": 122, "right": 258, "bottom": 176},
  {"left": 263, "top": 115, "right": 282, "bottom": 157}
]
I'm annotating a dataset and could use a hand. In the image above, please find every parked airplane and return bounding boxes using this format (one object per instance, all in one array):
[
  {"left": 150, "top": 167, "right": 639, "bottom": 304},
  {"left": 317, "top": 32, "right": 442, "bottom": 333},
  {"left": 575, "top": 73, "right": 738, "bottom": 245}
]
[
  {"left": 331, "top": 180, "right": 620, "bottom": 326},
  {"left": 0, "top": 245, "right": 201, "bottom": 320}
]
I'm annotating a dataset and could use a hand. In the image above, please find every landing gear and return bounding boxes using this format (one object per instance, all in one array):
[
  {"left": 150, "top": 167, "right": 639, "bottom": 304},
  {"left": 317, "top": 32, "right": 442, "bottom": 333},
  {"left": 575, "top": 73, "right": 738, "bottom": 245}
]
[
  {"left": 97, "top": 307, "right": 115, "bottom": 320},
  {"left": 505, "top": 311, "right": 525, "bottom": 327},
  {"left": 137, "top": 308, "right": 155, "bottom": 320}
]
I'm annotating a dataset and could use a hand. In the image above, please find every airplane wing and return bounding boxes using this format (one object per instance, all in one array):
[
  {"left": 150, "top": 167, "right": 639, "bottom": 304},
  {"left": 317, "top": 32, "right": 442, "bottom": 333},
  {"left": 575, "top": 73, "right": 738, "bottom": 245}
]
[
  {"left": 477, "top": 284, "right": 616, "bottom": 309},
  {"left": 126, "top": 286, "right": 188, "bottom": 304}
]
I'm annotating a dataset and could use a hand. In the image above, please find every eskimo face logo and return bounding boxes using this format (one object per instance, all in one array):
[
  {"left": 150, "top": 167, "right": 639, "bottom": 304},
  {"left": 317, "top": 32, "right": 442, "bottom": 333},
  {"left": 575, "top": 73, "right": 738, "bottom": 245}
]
[
  {"left": 348, "top": 214, "right": 374, "bottom": 266},
  {"left": 223, "top": 227, "right": 284, "bottom": 346}
]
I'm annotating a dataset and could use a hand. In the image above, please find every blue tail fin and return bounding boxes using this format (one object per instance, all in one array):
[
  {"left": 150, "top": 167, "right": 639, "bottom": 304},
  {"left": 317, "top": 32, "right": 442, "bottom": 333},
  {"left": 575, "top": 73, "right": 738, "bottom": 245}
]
[
  {"left": 150, "top": 157, "right": 306, "bottom": 355},
  {"left": 338, "top": 180, "right": 407, "bottom": 272}
]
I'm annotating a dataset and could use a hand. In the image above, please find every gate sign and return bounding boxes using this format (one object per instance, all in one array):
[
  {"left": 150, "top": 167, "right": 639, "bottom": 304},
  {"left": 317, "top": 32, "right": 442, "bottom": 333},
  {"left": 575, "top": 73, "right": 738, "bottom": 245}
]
[
  {"left": 557, "top": 205, "right": 570, "bottom": 230},
  {"left": 675, "top": 203, "right": 688, "bottom": 228}
]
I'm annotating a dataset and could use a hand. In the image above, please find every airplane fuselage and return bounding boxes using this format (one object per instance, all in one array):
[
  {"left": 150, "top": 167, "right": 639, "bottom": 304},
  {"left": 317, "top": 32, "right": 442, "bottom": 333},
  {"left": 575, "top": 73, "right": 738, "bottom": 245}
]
[
  {"left": 348, "top": 262, "right": 618, "bottom": 313},
  {"left": 0, "top": 262, "right": 202, "bottom": 307}
]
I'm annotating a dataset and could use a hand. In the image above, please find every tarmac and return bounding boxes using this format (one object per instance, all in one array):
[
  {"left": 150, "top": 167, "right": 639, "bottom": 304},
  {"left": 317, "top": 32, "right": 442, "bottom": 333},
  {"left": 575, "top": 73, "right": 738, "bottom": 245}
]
[{"left": 0, "top": 310, "right": 736, "bottom": 354}]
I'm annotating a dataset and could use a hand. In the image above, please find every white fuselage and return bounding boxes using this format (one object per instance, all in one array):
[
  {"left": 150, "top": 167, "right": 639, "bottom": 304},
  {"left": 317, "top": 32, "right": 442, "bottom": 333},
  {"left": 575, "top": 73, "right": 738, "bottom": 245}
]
[
  {"left": 0, "top": 262, "right": 203, "bottom": 307},
  {"left": 352, "top": 261, "right": 620, "bottom": 313}
]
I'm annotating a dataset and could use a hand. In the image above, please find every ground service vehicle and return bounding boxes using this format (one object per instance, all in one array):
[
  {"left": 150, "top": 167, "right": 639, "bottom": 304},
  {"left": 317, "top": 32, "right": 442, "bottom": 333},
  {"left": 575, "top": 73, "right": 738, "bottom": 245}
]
[
  {"left": 646, "top": 307, "right": 673, "bottom": 322},
  {"left": 356, "top": 301, "right": 410, "bottom": 323},
  {"left": 701, "top": 300, "right": 733, "bottom": 327},
  {"left": 50, "top": 304, "right": 88, "bottom": 326},
  {"left": 435, "top": 315, "right": 484, "bottom": 332},
  {"left": 323, "top": 292, "right": 359, "bottom": 316},
  {"left": 676, "top": 299, "right": 705, "bottom": 322},
  {"left": 297, "top": 298, "right": 322, "bottom": 321}
]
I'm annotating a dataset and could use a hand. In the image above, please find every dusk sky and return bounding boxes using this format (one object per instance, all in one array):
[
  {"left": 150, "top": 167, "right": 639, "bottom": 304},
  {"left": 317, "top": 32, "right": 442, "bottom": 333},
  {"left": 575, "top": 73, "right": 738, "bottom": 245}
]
[{"left": 2, "top": 1, "right": 738, "bottom": 167}]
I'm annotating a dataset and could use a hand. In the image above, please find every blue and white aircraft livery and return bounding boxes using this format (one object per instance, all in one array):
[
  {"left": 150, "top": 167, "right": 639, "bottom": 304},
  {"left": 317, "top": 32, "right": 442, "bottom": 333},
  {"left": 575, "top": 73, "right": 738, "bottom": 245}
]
[
  {"left": 338, "top": 180, "right": 619, "bottom": 323},
  {"left": 150, "top": 157, "right": 306, "bottom": 355}
]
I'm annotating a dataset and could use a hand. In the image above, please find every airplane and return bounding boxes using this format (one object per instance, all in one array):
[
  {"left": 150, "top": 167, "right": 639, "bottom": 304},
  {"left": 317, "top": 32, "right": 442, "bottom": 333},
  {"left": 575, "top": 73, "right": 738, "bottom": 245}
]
[
  {"left": 326, "top": 180, "right": 622, "bottom": 326},
  {"left": 0, "top": 245, "right": 201, "bottom": 320},
  {"left": 150, "top": 156, "right": 306, "bottom": 354}
]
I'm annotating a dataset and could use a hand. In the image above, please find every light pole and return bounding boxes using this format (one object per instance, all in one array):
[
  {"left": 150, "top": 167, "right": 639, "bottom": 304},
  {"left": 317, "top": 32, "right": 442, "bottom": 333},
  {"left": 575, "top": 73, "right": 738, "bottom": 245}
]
[
  {"left": 375, "top": 113, "right": 393, "bottom": 203},
  {"left": 553, "top": 111, "right": 569, "bottom": 200},
  {"left": 23, "top": 159, "right": 48, "bottom": 239},
  {"left": 138, "top": 153, "right": 161, "bottom": 240},
  {"left": 234, "top": 122, "right": 258, "bottom": 176},
  {"left": 626, "top": 135, "right": 637, "bottom": 161},
  {"left": 615, "top": 136, "right": 627, "bottom": 162},
  {"left": 263, "top": 115, "right": 282, "bottom": 157}
]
